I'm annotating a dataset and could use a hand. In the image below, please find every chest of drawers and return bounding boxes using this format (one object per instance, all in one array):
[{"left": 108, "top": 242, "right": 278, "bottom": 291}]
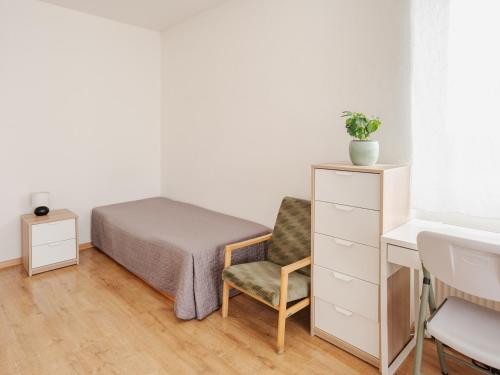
[
  {"left": 21, "top": 209, "right": 79, "bottom": 276},
  {"left": 311, "top": 163, "right": 410, "bottom": 367}
]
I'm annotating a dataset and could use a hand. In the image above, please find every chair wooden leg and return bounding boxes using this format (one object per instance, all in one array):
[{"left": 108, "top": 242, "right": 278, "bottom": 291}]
[
  {"left": 277, "top": 303, "right": 287, "bottom": 354},
  {"left": 277, "top": 271, "right": 289, "bottom": 354},
  {"left": 221, "top": 281, "right": 230, "bottom": 318}
]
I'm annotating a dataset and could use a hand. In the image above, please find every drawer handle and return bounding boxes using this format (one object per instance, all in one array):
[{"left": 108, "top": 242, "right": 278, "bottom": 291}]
[
  {"left": 333, "top": 204, "right": 354, "bottom": 212},
  {"left": 331, "top": 271, "right": 354, "bottom": 282},
  {"left": 334, "top": 306, "right": 353, "bottom": 317},
  {"left": 333, "top": 238, "right": 354, "bottom": 247},
  {"left": 48, "top": 222, "right": 60, "bottom": 226},
  {"left": 334, "top": 171, "right": 353, "bottom": 176},
  {"left": 48, "top": 241, "right": 64, "bottom": 247}
]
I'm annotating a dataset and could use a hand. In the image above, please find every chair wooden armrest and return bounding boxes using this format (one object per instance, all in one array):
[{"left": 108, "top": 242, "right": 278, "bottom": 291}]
[
  {"left": 224, "top": 233, "right": 272, "bottom": 268},
  {"left": 279, "top": 257, "right": 311, "bottom": 306},
  {"left": 280, "top": 256, "right": 311, "bottom": 275}
]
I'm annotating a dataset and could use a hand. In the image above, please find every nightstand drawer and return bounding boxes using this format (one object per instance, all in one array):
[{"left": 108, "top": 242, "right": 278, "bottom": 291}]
[
  {"left": 32, "top": 238, "right": 77, "bottom": 268},
  {"left": 315, "top": 297, "right": 379, "bottom": 358},
  {"left": 313, "top": 265, "right": 379, "bottom": 321},
  {"left": 32, "top": 218, "right": 76, "bottom": 246},
  {"left": 314, "top": 201, "right": 380, "bottom": 248},
  {"left": 315, "top": 169, "right": 380, "bottom": 210},
  {"left": 314, "top": 233, "right": 379, "bottom": 284}
]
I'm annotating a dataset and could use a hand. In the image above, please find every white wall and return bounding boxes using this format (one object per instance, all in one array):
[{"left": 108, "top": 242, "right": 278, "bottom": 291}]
[
  {"left": 0, "top": 0, "right": 412, "bottom": 262},
  {"left": 161, "top": 0, "right": 411, "bottom": 227},
  {"left": 0, "top": 0, "right": 161, "bottom": 262}
]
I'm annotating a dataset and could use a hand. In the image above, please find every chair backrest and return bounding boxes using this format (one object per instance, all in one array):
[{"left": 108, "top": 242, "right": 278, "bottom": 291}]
[
  {"left": 417, "top": 231, "right": 500, "bottom": 302},
  {"left": 267, "top": 197, "right": 311, "bottom": 276}
]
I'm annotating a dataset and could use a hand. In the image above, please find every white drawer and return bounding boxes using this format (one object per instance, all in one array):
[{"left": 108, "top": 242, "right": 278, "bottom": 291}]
[
  {"left": 314, "top": 201, "right": 380, "bottom": 248},
  {"left": 314, "top": 233, "right": 379, "bottom": 284},
  {"left": 315, "top": 297, "right": 379, "bottom": 358},
  {"left": 313, "top": 265, "right": 379, "bottom": 321},
  {"left": 315, "top": 169, "right": 380, "bottom": 210},
  {"left": 32, "top": 238, "right": 77, "bottom": 268},
  {"left": 387, "top": 244, "right": 421, "bottom": 271},
  {"left": 32, "top": 219, "right": 76, "bottom": 246}
]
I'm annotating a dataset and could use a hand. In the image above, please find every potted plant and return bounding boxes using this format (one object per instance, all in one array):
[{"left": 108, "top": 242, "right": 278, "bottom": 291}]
[{"left": 341, "top": 111, "right": 381, "bottom": 166}]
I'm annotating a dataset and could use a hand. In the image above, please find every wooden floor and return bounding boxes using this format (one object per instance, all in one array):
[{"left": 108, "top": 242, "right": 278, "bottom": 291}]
[{"left": 0, "top": 249, "right": 476, "bottom": 375}]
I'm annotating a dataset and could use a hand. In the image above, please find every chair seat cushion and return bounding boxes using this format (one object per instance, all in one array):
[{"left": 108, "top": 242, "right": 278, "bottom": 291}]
[
  {"left": 427, "top": 296, "right": 500, "bottom": 369},
  {"left": 222, "top": 261, "right": 310, "bottom": 306}
]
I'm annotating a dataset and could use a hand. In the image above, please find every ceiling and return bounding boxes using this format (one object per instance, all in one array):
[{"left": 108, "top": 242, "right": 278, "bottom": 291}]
[{"left": 38, "top": 0, "right": 230, "bottom": 31}]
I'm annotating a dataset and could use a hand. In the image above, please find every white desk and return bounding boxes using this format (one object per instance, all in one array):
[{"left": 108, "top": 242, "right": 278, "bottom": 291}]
[{"left": 379, "top": 219, "right": 500, "bottom": 375}]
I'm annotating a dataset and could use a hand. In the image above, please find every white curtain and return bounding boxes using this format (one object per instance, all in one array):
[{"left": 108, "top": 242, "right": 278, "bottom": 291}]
[{"left": 411, "top": 0, "right": 500, "bottom": 219}]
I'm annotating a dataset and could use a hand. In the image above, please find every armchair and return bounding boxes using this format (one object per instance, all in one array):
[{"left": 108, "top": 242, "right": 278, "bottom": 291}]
[{"left": 221, "top": 197, "right": 311, "bottom": 354}]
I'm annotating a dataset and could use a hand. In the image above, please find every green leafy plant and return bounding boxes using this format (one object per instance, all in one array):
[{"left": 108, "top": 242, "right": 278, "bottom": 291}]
[{"left": 341, "top": 111, "right": 381, "bottom": 140}]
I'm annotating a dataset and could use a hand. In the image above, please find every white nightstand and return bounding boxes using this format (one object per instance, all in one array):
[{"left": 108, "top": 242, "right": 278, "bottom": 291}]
[{"left": 21, "top": 209, "right": 79, "bottom": 276}]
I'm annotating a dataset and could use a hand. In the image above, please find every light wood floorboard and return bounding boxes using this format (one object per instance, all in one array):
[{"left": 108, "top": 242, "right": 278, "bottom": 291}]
[{"left": 0, "top": 249, "right": 476, "bottom": 374}]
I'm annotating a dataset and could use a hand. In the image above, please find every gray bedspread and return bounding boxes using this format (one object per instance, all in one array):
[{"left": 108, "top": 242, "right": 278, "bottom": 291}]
[{"left": 91, "top": 197, "right": 270, "bottom": 320}]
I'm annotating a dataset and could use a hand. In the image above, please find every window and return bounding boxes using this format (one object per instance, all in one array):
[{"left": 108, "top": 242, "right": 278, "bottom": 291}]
[{"left": 411, "top": 0, "right": 500, "bottom": 221}]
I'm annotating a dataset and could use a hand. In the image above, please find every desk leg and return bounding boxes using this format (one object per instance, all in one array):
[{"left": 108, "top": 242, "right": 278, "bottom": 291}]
[
  {"left": 381, "top": 243, "right": 418, "bottom": 375},
  {"left": 380, "top": 242, "right": 389, "bottom": 375}
]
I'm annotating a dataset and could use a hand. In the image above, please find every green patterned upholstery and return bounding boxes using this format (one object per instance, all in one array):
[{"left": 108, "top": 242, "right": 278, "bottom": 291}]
[
  {"left": 267, "top": 197, "right": 311, "bottom": 276},
  {"left": 222, "top": 197, "right": 311, "bottom": 306},
  {"left": 222, "top": 261, "right": 310, "bottom": 306}
]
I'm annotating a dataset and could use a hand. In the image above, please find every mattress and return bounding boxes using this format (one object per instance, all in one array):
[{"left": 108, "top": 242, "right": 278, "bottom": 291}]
[{"left": 91, "top": 197, "right": 270, "bottom": 320}]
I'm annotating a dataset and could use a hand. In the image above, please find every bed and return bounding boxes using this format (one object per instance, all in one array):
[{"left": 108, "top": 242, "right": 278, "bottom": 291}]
[{"left": 91, "top": 197, "right": 270, "bottom": 320}]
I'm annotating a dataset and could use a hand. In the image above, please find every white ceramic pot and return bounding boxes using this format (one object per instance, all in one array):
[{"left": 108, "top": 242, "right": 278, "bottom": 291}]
[{"left": 349, "top": 140, "right": 379, "bottom": 166}]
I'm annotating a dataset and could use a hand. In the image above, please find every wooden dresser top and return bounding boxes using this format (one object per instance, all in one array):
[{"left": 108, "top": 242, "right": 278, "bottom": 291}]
[
  {"left": 21, "top": 209, "right": 77, "bottom": 225},
  {"left": 312, "top": 162, "right": 409, "bottom": 174}
]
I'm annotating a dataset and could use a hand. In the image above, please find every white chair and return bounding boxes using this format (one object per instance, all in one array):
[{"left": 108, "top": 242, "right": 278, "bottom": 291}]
[{"left": 413, "top": 231, "right": 500, "bottom": 375}]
